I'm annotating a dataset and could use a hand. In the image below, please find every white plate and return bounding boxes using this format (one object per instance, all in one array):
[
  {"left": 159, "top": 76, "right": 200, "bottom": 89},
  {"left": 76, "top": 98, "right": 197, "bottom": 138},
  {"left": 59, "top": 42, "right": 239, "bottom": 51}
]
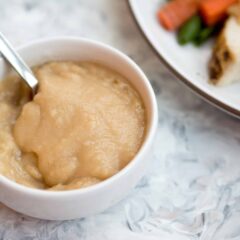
[{"left": 128, "top": 0, "right": 240, "bottom": 117}]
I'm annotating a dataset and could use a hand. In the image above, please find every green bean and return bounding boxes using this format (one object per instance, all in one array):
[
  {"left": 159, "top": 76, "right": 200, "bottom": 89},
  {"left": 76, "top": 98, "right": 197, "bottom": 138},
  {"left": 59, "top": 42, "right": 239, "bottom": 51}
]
[
  {"left": 194, "top": 26, "right": 215, "bottom": 46},
  {"left": 177, "top": 15, "right": 202, "bottom": 45}
]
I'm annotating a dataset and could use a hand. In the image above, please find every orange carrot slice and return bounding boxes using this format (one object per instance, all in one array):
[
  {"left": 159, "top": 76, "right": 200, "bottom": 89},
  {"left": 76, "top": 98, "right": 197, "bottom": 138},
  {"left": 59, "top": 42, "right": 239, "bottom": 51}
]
[
  {"left": 199, "top": 0, "right": 237, "bottom": 25},
  {"left": 157, "top": 0, "right": 199, "bottom": 31}
]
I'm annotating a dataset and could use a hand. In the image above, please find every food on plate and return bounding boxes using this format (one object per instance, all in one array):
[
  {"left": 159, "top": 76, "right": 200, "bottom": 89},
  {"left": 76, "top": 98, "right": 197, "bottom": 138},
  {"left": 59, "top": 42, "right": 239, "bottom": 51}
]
[
  {"left": 157, "top": 0, "right": 199, "bottom": 30},
  {"left": 177, "top": 15, "right": 202, "bottom": 45},
  {"left": 157, "top": 0, "right": 237, "bottom": 45},
  {"left": 157, "top": 0, "right": 240, "bottom": 86},
  {"left": 0, "top": 61, "right": 146, "bottom": 190},
  {"left": 199, "top": 0, "right": 237, "bottom": 25},
  {"left": 209, "top": 16, "right": 240, "bottom": 85}
]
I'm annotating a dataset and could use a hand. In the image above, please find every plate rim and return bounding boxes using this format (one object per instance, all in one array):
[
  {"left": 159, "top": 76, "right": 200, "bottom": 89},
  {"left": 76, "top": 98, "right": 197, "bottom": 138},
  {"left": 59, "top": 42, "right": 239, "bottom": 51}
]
[{"left": 127, "top": 0, "right": 240, "bottom": 118}]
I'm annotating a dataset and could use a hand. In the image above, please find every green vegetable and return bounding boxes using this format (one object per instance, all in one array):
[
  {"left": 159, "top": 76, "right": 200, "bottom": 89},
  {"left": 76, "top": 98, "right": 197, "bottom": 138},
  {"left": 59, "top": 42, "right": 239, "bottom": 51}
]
[
  {"left": 177, "top": 15, "right": 202, "bottom": 45},
  {"left": 194, "top": 26, "right": 215, "bottom": 46}
]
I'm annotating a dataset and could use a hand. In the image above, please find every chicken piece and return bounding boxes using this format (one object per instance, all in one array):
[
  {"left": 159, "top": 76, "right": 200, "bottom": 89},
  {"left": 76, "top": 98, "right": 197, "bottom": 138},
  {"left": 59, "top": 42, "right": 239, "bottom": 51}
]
[{"left": 209, "top": 16, "right": 240, "bottom": 86}]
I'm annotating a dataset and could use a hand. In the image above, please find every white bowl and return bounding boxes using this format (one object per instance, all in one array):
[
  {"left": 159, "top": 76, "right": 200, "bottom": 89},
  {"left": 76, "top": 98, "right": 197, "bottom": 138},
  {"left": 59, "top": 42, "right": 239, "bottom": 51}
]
[{"left": 0, "top": 37, "right": 158, "bottom": 220}]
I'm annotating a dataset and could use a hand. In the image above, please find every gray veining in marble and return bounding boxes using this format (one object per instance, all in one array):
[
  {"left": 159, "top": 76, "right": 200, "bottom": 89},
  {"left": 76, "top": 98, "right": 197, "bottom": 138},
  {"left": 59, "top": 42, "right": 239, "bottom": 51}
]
[{"left": 1, "top": 0, "right": 240, "bottom": 239}]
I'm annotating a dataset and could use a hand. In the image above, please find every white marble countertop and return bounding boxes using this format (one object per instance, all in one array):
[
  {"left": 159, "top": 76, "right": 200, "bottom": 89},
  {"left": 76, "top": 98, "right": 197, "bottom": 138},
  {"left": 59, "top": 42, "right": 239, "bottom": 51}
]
[{"left": 1, "top": 1, "right": 240, "bottom": 239}]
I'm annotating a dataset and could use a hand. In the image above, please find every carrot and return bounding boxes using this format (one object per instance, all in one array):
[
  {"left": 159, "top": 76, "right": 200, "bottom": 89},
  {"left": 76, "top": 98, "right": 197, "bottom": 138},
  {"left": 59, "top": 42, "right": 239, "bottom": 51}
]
[
  {"left": 157, "top": 0, "right": 199, "bottom": 31},
  {"left": 199, "top": 0, "right": 237, "bottom": 25}
]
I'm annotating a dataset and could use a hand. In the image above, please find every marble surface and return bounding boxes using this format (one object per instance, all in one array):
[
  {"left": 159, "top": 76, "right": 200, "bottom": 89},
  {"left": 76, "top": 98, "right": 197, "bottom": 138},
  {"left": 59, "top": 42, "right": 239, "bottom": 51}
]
[{"left": 1, "top": 0, "right": 240, "bottom": 239}]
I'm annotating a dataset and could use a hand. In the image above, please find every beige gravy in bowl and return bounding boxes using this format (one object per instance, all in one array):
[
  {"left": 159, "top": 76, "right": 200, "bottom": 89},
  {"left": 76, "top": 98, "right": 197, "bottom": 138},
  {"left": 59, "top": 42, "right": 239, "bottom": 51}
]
[{"left": 0, "top": 61, "right": 146, "bottom": 190}]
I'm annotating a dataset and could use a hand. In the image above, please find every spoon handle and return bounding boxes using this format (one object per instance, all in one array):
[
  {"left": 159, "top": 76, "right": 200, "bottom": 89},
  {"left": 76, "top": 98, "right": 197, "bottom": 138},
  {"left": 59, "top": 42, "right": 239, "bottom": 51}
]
[{"left": 0, "top": 32, "right": 38, "bottom": 95}]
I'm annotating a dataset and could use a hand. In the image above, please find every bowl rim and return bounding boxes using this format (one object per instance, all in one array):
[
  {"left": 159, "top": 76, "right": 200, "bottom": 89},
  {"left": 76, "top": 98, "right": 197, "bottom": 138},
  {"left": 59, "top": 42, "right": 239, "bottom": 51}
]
[{"left": 0, "top": 36, "right": 158, "bottom": 197}]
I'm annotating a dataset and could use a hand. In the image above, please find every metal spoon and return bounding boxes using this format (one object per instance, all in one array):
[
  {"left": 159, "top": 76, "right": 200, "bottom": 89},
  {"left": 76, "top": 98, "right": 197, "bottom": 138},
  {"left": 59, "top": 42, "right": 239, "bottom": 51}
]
[{"left": 0, "top": 32, "right": 38, "bottom": 95}]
